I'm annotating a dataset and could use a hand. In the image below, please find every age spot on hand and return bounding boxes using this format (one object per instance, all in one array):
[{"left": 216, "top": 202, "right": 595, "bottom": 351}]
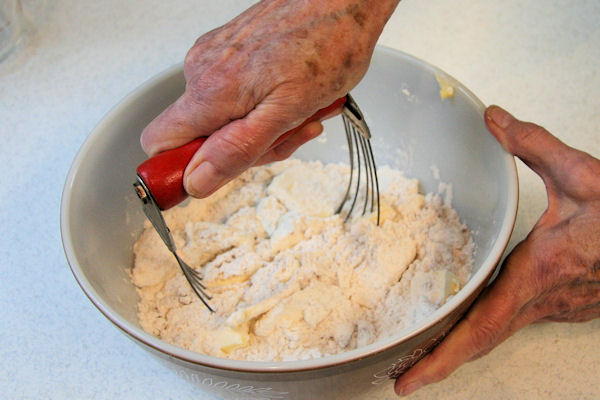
[
  {"left": 305, "top": 59, "right": 320, "bottom": 77},
  {"left": 346, "top": 3, "right": 366, "bottom": 28}
]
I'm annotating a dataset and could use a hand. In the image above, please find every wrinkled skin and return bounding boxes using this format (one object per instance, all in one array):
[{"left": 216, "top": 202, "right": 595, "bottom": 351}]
[
  {"left": 395, "top": 106, "right": 600, "bottom": 396},
  {"left": 141, "top": 0, "right": 399, "bottom": 197}
]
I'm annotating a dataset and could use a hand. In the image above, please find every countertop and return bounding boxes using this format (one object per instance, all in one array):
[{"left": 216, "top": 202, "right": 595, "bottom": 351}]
[{"left": 1, "top": 0, "right": 598, "bottom": 399}]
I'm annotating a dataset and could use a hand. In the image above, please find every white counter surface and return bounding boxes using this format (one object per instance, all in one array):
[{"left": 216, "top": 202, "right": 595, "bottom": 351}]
[{"left": 2, "top": 1, "right": 598, "bottom": 399}]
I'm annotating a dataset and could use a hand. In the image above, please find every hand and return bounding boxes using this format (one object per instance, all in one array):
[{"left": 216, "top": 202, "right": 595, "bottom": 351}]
[
  {"left": 140, "top": 0, "right": 399, "bottom": 198},
  {"left": 395, "top": 105, "right": 600, "bottom": 396}
]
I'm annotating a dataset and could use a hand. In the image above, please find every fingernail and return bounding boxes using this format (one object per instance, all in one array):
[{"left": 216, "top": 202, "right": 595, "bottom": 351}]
[
  {"left": 185, "top": 161, "right": 224, "bottom": 197},
  {"left": 397, "top": 381, "right": 424, "bottom": 397},
  {"left": 487, "top": 106, "right": 514, "bottom": 129}
]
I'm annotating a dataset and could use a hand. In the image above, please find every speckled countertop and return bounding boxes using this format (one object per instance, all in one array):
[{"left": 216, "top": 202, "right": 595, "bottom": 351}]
[{"left": 1, "top": 1, "right": 598, "bottom": 399}]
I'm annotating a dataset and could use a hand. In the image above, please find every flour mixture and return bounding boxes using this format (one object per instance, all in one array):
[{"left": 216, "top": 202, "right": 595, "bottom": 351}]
[{"left": 132, "top": 159, "right": 473, "bottom": 361}]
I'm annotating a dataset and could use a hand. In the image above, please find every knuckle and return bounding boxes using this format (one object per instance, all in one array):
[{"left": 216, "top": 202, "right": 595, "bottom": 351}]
[
  {"left": 184, "top": 29, "right": 219, "bottom": 71},
  {"left": 185, "top": 71, "right": 239, "bottom": 110},
  {"left": 183, "top": 46, "right": 206, "bottom": 80},
  {"left": 185, "top": 74, "right": 214, "bottom": 105},
  {"left": 184, "top": 46, "right": 198, "bottom": 69},
  {"left": 212, "top": 132, "right": 258, "bottom": 169},
  {"left": 271, "top": 143, "right": 296, "bottom": 161},
  {"left": 514, "top": 122, "right": 546, "bottom": 145},
  {"left": 466, "top": 314, "right": 504, "bottom": 351}
]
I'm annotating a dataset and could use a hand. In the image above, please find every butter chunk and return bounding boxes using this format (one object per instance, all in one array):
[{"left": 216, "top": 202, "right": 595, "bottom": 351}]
[
  {"left": 210, "top": 326, "right": 249, "bottom": 354},
  {"left": 435, "top": 73, "right": 456, "bottom": 100},
  {"left": 411, "top": 269, "right": 461, "bottom": 306},
  {"left": 269, "top": 212, "right": 305, "bottom": 253},
  {"left": 267, "top": 163, "right": 343, "bottom": 217},
  {"left": 256, "top": 196, "right": 287, "bottom": 236},
  {"left": 203, "top": 247, "right": 263, "bottom": 286},
  {"left": 227, "top": 279, "right": 300, "bottom": 328}
]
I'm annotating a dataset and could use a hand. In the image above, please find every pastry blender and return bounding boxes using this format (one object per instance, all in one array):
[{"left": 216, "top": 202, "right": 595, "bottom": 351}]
[{"left": 133, "top": 94, "right": 379, "bottom": 311}]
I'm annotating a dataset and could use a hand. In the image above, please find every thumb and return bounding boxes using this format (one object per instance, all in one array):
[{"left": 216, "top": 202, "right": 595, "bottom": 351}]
[
  {"left": 484, "top": 105, "right": 569, "bottom": 183},
  {"left": 183, "top": 101, "right": 313, "bottom": 197},
  {"left": 140, "top": 80, "right": 317, "bottom": 198},
  {"left": 394, "top": 269, "right": 526, "bottom": 396},
  {"left": 485, "top": 105, "right": 600, "bottom": 206}
]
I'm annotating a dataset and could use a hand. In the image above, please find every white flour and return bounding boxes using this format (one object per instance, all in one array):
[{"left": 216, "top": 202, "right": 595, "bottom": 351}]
[{"left": 132, "top": 159, "right": 473, "bottom": 361}]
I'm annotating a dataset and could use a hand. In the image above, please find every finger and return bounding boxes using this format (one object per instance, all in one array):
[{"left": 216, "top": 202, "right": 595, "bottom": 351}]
[
  {"left": 140, "top": 77, "right": 248, "bottom": 156},
  {"left": 254, "top": 121, "right": 324, "bottom": 166},
  {"left": 393, "top": 236, "right": 546, "bottom": 397},
  {"left": 484, "top": 106, "right": 569, "bottom": 183},
  {"left": 484, "top": 106, "right": 600, "bottom": 202},
  {"left": 394, "top": 282, "right": 523, "bottom": 396},
  {"left": 183, "top": 102, "right": 311, "bottom": 197}
]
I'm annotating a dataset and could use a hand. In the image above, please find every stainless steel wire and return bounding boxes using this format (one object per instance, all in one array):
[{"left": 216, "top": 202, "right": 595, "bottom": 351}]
[
  {"left": 336, "top": 99, "right": 380, "bottom": 225},
  {"left": 174, "top": 252, "right": 214, "bottom": 312},
  {"left": 134, "top": 178, "right": 214, "bottom": 312}
]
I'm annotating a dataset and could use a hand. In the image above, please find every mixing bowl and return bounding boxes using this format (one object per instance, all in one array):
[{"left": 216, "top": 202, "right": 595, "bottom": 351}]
[{"left": 61, "top": 46, "right": 518, "bottom": 400}]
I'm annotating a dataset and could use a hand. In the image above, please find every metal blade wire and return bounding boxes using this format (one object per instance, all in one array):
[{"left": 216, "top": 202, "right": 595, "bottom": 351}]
[
  {"left": 367, "top": 139, "right": 381, "bottom": 225},
  {"left": 344, "top": 124, "right": 362, "bottom": 222},
  {"left": 174, "top": 252, "right": 214, "bottom": 312},
  {"left": 338, "top": 109, "right": 380, "bottom": 225},
  {"left": 358, "top": 135, "right": 371, "bottom": 216},
  {"left": 337, "top": 115, "right": 355, "bottom": 214}
]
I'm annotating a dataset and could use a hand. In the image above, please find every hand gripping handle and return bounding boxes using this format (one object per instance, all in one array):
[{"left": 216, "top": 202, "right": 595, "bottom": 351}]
[{"left": 136, "top": 96, "right": 346, "bottom": 210}]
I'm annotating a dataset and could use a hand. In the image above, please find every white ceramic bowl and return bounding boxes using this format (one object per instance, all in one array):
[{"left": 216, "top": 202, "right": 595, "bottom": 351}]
[{"left": 61, "top": 46, "right": 517, "bottom": 400}]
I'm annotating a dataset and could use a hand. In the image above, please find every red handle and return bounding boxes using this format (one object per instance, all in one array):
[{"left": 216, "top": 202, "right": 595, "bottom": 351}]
[
  {"left": 137, "top": 137, "right": 206, "bottom": 210},
  {"left": 137, "top": 96, "right": 347, "bottom": 210}
]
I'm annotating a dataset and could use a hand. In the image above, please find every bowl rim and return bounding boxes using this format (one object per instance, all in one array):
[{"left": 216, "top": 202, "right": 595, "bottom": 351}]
[{"left": 61, "top": 45, "right": 518, "bottom": 374}]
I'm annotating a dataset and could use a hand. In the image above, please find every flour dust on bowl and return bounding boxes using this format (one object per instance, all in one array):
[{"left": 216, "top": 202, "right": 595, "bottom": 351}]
[{"left": 61, "top": 46, "right": 517, "bottom": 400}]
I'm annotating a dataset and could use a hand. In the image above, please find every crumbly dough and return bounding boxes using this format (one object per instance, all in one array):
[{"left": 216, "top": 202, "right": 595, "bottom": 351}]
[{"left": 132, "top": 159, "right": 473, "bottom": 361}]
